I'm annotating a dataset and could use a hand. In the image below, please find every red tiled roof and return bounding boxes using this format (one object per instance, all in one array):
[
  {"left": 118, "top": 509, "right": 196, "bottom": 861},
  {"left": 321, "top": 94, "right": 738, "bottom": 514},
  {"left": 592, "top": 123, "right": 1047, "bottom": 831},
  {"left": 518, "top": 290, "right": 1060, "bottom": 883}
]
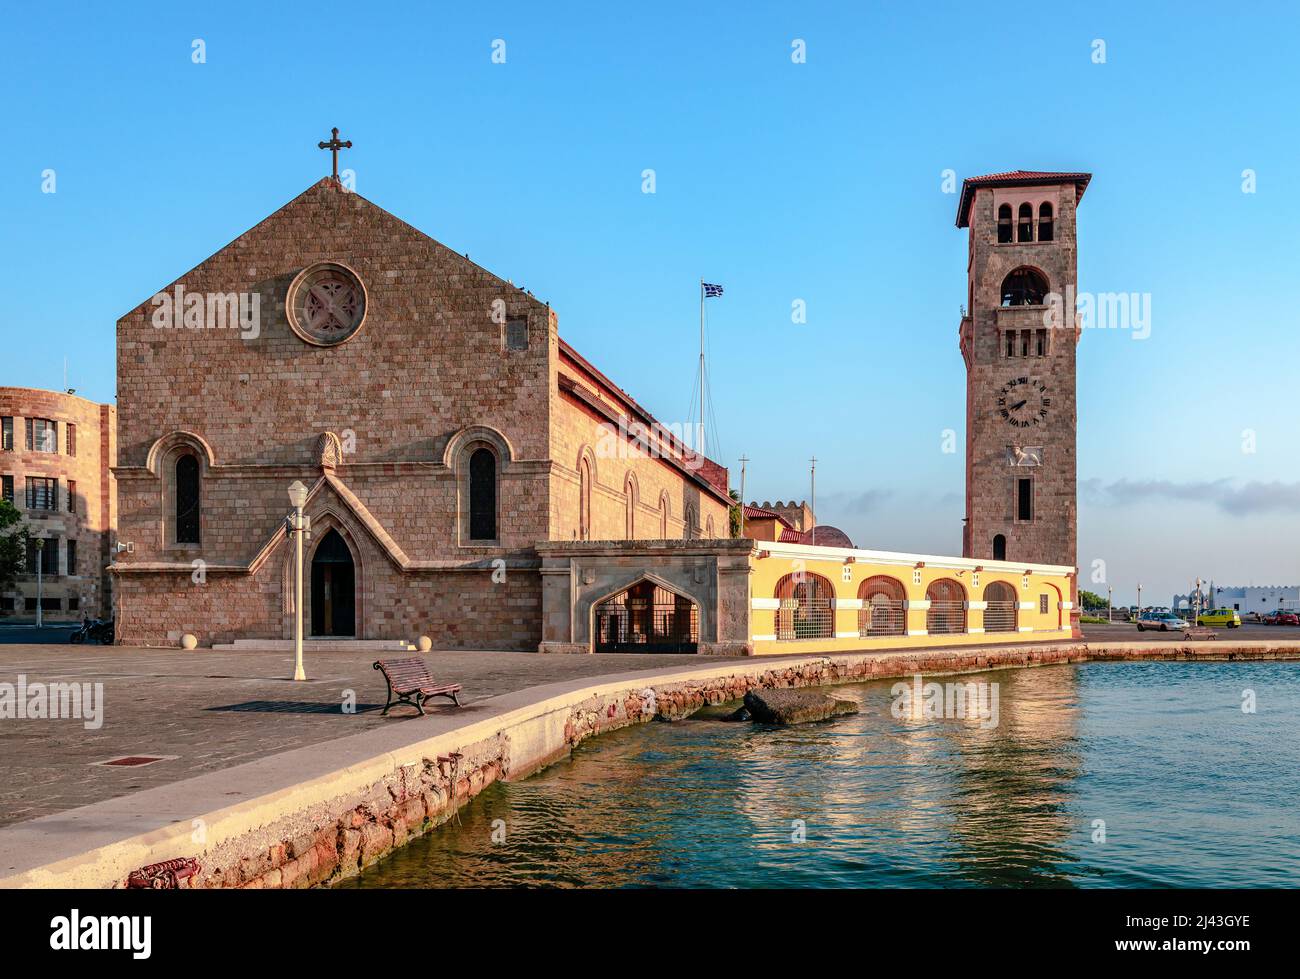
[
  {"left": 956, "top": 170, "right": 1092, "bottom": 228},
  {"left": 743, "top": 504, "right": 788, "bottom": 523}
]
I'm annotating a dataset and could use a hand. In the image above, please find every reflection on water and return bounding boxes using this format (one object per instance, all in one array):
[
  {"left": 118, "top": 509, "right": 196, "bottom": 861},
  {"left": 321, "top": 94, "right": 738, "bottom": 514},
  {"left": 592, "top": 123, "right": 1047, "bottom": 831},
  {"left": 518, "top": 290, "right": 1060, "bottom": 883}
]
[{"left": 340, "top": 662, "right": 1300, "bottom": 888}]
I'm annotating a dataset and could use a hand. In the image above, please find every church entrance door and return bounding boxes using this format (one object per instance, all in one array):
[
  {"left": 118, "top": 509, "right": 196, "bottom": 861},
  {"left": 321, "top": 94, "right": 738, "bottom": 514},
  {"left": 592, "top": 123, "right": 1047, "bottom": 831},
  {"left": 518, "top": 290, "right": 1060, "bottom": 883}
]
[{"left": 311, "top": 529, "right": 356, "bottom": 637}]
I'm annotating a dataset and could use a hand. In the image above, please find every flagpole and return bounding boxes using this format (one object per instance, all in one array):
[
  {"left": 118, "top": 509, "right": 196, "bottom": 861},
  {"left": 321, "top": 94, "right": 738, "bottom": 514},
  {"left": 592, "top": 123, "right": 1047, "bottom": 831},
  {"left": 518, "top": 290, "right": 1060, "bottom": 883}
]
[{"left": 699, "top": 278, "right": 706, "bottom": 460}]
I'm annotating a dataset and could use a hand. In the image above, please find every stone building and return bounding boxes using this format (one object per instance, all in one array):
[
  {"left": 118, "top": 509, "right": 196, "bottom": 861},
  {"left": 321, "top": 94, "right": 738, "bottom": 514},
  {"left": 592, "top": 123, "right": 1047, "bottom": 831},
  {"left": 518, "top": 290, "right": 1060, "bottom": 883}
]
[
  {"left": 111, "top": 175, "right": 731, "bottom": 648},
  {"left": 0, "top": 388, "right": 116, "bottom": 620},
  {"left": 957, "top": 170, "right": 1088, "bottom": 584}
]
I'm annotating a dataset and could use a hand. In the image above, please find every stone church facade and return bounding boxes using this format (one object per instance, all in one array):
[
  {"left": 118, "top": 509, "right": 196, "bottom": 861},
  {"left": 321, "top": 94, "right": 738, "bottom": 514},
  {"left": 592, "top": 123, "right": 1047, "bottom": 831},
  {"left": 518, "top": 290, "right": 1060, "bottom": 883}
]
[{"left": 112, "top": 177, "right": 731, "bottom": 648}]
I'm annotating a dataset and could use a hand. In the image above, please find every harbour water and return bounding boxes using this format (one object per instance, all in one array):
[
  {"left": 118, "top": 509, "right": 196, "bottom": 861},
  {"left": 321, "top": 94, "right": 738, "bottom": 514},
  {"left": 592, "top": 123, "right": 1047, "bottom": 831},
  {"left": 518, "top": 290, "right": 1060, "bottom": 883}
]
[{"left": 342, "top": 662, "right": 1300, "bottom": 888}]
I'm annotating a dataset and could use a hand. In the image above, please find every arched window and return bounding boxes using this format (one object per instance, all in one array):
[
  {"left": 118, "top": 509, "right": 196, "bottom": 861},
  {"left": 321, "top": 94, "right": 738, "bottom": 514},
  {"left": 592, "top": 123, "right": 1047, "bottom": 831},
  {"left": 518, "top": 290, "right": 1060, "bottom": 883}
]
[
  {"left": 992, "top": 534, "right": 1007, "bottom": 561},
  {"left": 1038, "top": 202, "right": 1054, "bottom": 241},
  {"left": 468, "top": 447, "right": 497, "bottom": 541},
  {"left": 775, "top": 572, "right": 835, "bottom": 640},
  {"left": 175, "top": 454, "right": 200, "bottom": 544},
  {"left": 624, "top": 475, "right": 636, "bottom": 539},
  {"left": 684, "top": 504, "right": 697, "bottom": 540},
  {"left": 926, "top": 578, "right": 966, "bottom": 634},
  {"left": 659, "top": 493, "right": 669, "bottom": 539},
  {"left": 578, "top": 457, "right": 592, "bottom": 540},
  {"left": 1017, "top": 202, "right": 1033, "bottom": 242},
  {"left": 997, "top": 203, "right": 1013, "bottom": 244},
  {"left": 859, "top": 575, "right": 906, "bottom": 637},
  {"left": 983, "top": 580, "right": 1018, "bottom": 633},
  {"left": 705, "top": 515, "right": 715, "bottom": 539},
  {"left": 1000, "top": 267, "right": 1049, "bottom": 307}
]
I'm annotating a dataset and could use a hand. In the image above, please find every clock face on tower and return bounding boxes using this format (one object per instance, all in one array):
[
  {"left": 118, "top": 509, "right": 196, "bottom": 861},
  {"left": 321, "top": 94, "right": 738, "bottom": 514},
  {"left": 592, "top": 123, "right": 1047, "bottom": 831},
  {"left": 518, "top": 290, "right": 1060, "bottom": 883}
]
[{"left": 997, "top": 376, "right": 1051, "bottom": 428}]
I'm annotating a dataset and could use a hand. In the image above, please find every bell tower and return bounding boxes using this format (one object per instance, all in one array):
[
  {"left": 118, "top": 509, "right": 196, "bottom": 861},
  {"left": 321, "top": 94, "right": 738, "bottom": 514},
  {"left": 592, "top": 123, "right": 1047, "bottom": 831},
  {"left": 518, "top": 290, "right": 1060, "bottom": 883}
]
[{"left": 956, "top": 170, "right": 1089, "bottom": 589}]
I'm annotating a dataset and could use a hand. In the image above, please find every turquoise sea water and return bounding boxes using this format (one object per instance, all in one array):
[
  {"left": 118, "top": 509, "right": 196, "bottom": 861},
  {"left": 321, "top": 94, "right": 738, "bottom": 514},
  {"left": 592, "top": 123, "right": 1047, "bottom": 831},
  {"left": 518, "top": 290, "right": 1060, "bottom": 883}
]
[{"left": 341, "top": 662, "right": 1300, "bottom": 888}]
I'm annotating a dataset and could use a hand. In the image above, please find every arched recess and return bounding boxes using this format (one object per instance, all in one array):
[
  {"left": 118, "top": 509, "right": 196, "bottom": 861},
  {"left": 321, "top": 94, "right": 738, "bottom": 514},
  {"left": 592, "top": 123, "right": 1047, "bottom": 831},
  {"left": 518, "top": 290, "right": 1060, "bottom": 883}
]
[
  {"left": 1045, "top": 582, "right": 1063, "bottom": 630},
  {"left": 447, "top": 426, "right": 513, "bottom": 546},
  {"left": 147, "top": 432, "right": 214, "bottom": 549},
  {"left": 1038, "top": 202, "right": 1054, "bottom": 241},
  {"left": 683, "top": 504, "right": 698, "bottom": 540},
  {"left": 858, "top": 575, "right": 906, "bottom": 637},
  {"left": 775, "top": 571, "right": 835, "bottom": 640},
  {"left": 705, "top": 514, "right": 715, "bottom": 539},
  {"left": 576, "top": 446, "right": 596, "bottom": 540},
  {"left": 983, "top": 580, "right": 1018, "bottom": 633},
  {"left": 659, "top": 491, "right": 670, "bottom": 539},
  {"left": 624, "top": 472, "right": 638, "bottom": 540},
  {"left": 1017, "top": 202, "right": 1034, "bottom": 242},
  {"left": 926, "top": 578, "right": 967, "bottom": 635},
  {"left": 997, "top": 203, "right": 1013, "bottom": 243},
  {"left": 1000, "top": 266, "right": 1049, "bottom": 307},
  {"left": 593, "top": 576, "right": 699, "bottom": 653},
  {"left": 284, "top": 505, "right": 368, "bottom": 639},
  {"left": 992, "top": 533, "right": 1007, "bottom": 561}
]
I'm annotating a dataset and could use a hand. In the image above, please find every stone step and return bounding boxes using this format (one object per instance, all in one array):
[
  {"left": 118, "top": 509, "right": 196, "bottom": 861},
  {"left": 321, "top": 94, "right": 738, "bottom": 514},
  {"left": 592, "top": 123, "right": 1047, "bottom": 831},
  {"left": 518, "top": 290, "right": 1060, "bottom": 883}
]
[{"left": 209, "top": 638, "right": 418, "bottom": 652}]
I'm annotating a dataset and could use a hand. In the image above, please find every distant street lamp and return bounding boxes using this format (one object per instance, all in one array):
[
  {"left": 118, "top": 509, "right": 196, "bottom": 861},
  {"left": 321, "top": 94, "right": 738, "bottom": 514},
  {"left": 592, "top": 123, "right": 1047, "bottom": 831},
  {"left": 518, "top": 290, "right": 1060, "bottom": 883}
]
[
  {"left": 1107, "top": 585, "right": 1113, "bottom": 623},
  {"left": 34, "top": 539, "right": 45, "bottom": 629},
  {"left": 287, "top": 481, "right": 311, "bottom": 682},
  {"left": 1137, "top": 583, "right": 1142, "bottom": 617}
]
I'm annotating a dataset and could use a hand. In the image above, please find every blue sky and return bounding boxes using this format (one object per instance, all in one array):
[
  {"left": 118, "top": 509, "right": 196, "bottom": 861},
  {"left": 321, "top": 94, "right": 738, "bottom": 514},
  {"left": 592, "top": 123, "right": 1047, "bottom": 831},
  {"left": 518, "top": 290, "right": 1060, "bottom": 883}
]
[{"left": 3, "top": 1, "right": 1298, "bottom": 603}]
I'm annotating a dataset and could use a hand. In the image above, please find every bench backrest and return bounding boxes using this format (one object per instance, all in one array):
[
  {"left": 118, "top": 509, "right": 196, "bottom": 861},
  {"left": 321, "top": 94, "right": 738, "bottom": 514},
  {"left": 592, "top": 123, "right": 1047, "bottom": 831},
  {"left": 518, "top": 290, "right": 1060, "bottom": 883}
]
[{"left": 375, "top": 657, "right": 436, "bottom": 691}]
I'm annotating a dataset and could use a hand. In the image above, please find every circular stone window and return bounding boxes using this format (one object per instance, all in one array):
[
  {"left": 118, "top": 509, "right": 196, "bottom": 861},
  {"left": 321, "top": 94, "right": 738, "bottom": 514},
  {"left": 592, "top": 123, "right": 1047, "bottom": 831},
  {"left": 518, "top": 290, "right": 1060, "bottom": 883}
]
[{"left": 286, "top": 261, "right": 368, "bottom": 346}]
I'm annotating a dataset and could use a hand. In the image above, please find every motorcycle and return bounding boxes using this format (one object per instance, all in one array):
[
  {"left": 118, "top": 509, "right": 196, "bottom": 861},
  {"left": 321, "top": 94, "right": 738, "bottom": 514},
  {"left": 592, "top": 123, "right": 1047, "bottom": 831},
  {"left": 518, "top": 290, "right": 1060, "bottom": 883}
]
[
  {"left": 71, "top": 618, "right": 114, "bottom": 645},
  {"left": 88, "top": 618, "right": 115, "bottom": 645},
  {"left": 69, "top": 618, "right": 98, "bottom": 644}
]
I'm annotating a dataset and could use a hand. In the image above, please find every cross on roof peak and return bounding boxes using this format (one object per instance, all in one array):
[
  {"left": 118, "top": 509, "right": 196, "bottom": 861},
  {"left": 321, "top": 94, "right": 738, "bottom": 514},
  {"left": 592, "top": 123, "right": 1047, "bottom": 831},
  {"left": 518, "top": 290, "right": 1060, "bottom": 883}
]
[{"left": 318, "top": 127, "right": 352, "bottom": 181}]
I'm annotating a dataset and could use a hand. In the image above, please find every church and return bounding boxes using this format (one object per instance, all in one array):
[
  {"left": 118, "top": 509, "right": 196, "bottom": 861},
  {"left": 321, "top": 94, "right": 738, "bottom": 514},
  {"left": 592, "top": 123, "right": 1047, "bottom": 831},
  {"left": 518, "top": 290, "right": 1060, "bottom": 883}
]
[{"left": 109, "top": 146, "right": 1082, "bottom": 652}]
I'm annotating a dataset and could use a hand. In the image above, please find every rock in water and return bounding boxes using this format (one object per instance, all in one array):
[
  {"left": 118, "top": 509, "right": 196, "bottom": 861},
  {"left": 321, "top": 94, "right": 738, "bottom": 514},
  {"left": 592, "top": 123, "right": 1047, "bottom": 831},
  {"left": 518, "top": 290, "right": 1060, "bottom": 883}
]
[{"left": 743, "top": 688, "right": 858, "bottom": 725}]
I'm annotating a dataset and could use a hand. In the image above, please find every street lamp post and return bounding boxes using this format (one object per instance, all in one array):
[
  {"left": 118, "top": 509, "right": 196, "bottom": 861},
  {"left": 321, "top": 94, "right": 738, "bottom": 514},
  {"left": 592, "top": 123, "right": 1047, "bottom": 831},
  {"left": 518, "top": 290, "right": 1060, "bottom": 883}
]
[
  {"left": 287, "top": 481, "right": 310, "bottom": 682},
  {"left": 34, "top": 539, "right": 45, "bottom": 629},
  {"left": 1137, "top": 583, "right": 1142, "bottom": 618},
  {"left": 1107, "top": 585, "right": 1113, "bottom": 623}
]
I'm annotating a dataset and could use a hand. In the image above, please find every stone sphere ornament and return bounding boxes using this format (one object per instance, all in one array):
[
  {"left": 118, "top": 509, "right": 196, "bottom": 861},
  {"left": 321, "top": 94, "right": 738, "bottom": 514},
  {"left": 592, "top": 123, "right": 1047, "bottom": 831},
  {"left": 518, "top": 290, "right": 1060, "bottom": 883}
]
[
  {"left": 417, "top": 636, "right": 433, "bottom": 652},
  {"left": 181, "top": 633, "right": 199, "bottom": 650}
]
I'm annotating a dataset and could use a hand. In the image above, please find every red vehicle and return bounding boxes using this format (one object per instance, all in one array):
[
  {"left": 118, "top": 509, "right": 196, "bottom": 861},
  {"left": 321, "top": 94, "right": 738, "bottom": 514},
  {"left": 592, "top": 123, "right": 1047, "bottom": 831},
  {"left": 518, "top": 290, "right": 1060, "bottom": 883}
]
[{"left": 1262, "top": 610, "right": 1300, "bottom": 626}]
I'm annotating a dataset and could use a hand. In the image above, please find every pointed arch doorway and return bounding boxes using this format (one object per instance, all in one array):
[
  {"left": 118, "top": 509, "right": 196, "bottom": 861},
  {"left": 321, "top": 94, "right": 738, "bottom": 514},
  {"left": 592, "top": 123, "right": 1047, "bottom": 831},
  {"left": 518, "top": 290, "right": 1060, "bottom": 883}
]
[{"left": 311, "top": 528, "right": 355, "bottom": 637}]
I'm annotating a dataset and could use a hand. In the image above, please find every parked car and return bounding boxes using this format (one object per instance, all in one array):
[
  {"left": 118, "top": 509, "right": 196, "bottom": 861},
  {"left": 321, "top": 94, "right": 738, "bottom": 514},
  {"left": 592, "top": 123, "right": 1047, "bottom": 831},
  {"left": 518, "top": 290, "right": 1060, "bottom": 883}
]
[
  {"left": 1262, "top": 610, "right": 1300, "bottom": 626},
  {"left": 1197, "top": 608, "right": 1241, "bottom": 628},
  {"left": 1136, "top": 611, "right": 1188, "bottom": 632}
]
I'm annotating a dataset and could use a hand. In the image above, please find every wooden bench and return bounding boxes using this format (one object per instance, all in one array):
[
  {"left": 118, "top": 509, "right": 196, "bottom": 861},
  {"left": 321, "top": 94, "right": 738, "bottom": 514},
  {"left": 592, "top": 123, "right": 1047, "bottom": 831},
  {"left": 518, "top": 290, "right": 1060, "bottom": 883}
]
[
  {"left": 373, "top": 657, "right": 462, "bottom": 715},
  {"left": 1182, "top": 626, "right": 1218, "bottom": 641}
]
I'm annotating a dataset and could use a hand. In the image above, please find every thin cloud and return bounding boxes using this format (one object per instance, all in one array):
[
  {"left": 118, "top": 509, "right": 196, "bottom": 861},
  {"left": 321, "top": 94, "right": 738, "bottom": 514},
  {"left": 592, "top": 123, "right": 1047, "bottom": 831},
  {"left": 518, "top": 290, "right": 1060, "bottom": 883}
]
[{"left": 1082, "top": 478, "right": 1300, "bottom": 515}]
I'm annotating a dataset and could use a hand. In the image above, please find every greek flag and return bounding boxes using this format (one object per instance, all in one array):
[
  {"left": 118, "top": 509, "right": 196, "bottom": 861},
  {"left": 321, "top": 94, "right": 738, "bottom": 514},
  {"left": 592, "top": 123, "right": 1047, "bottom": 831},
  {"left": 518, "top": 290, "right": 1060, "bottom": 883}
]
[{"left": 702, "top": 282, "right": 724, "bottom": 297}]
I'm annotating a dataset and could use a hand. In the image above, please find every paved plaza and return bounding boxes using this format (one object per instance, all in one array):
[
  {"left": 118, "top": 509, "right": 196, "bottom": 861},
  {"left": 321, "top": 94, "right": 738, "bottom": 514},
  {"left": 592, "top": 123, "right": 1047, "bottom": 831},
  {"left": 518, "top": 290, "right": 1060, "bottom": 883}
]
[
  {"left": 0, "top": 644, "right": 728, "bottom": 828},
  {"left": 2, "top": 623, "right": 1297, "bottom": 828}
]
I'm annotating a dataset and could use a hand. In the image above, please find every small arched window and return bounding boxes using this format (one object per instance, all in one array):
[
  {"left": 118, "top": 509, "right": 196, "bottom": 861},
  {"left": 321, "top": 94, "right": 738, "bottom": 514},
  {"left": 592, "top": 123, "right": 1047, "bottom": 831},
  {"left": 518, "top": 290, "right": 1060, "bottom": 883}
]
[
  {"left": 992, "top": 533, "right": 1007, "bottom": 560},
  {"left": 660, "top": 494, "right": 669, "bottom": 539},
  {"left": 683, "top": 504, "right": 697, "bottom": 540},
  {"left": 1017, "top": 202, "right": 1033, "bottom": 242},
  {"left": 578, "top": 458, "right": 592, "bottom": 540},
  {"left": 1038, "top": 202, "right": 1054, "bottom": 241},
  {"left": 468, "top": 447, "right": 497, "bottom": 541},
  {"left": 624, "top": 475, "right": 636, "bottom": 540},
  {"left": 1000, "top": 267, "right": 1049, "bottom": 307},
  {"left": 997, "top": 203, "right": 1013, "bottom": 243},
  {"left": 175, "top": 455, "right": 201, "bottom": 544},
  {"left": 705, "top": 515, "right": 715, "bottom": 539}
]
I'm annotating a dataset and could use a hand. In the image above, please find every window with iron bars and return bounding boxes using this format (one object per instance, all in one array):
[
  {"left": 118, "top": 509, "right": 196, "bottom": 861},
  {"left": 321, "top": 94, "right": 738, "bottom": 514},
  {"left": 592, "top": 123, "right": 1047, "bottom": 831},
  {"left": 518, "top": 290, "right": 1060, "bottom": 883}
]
[
  {"left": 926, "top": 579, "right": 967, "bottom": 634},
  {"left": 594, "top": 584, "right": 698, "bottom": 652},
  {"left": 983, "top": 581, "right": 1018, "bottom": 633},
  {"left": 858, "top": 575, "right": 906, "bottom": 637},
  {"left": 775, "top": 573, "right": 834, "bottom": 640}
]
